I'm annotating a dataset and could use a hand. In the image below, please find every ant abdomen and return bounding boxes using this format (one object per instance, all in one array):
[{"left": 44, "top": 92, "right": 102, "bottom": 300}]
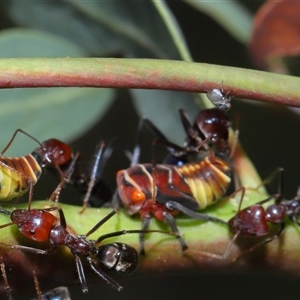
[{"left": 96, "top": 243, "right": 139, "bottom": 275}]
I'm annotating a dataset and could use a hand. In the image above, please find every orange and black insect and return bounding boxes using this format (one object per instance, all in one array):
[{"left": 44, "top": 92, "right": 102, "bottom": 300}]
[
  {"left": 116, "top": 108, "right": 233, "bottom": 253},
  {"left": 0, "top": 129, "right": 72, "bottom": 204}
]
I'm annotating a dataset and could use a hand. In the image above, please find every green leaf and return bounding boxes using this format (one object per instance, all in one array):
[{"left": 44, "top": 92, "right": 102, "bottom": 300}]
[
  {"left": 0, "top": 28, "right": 86, "bottom": 57},
  {"left": 6, "top": 1, "right": 181, "bottom": 58}
]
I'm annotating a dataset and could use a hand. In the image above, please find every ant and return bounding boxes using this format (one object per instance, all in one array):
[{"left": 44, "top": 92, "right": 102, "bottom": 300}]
[
  {"left": 116, "top": 108, "right": 236, "bottom": 253},
  {"left": 0, "top": 200, "right": 176, "bottom": 294},
  {"left": 188, "top": 168, "right": 300, "bottom": 261},
  {"left": 206, "top": 81, "right": 231, "bottom": 111}
]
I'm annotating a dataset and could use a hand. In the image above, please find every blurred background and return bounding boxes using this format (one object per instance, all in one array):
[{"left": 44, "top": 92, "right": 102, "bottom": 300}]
[{"left": 1, "top": 1, "right": 300, "bottom": 299}]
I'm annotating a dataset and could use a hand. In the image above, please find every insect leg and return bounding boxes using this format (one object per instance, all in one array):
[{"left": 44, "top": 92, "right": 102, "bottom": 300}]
[
  {"left": 0, "top": 255, "right": 12, "bottom": 300},
  {"left": 165, "top": 201, "right": 226, "bottom": 225},
  {"left": 32, "top": 258, "right": 42, "bottom": 300},
  {"left": 163, "top": 211, "right": 188, "bottom": 251},
  {"left": 231, "top": 223, "right": 285, "bottom": 262},
  {"left": 140, "top": 216, "right": 151, "bottom": 255},
  {"left": 86, "top": 256, "right": 123, "bottom": 292},
  {"left": 75, "top": 255, "right": 89, "bottom": 293}
]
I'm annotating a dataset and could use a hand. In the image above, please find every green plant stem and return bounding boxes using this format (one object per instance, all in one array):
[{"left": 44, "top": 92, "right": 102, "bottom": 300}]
[{"left": 0, "top": 58, "right": 300, "bottom": 107}]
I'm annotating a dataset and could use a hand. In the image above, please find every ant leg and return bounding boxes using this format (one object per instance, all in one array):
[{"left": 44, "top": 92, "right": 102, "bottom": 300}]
[
  {"left": 75, "top": 255, "right": 89, "bottom": 293},
  {"left": 0, "top": 255, "right": 12, "bottom": 300},
  {"left": 84, "top": 209, "right": 117, "bottom": 238},
  {"left": 187, "top": 231, "right": 240, "bottom": 261},
  {"left": 216, "top": 186, "right": 245, "bottom": 211},
  {"left": 0, "top": 221, "right": 16, "bottom": 230},
  {"left": 250, "top": 167, "right": 284, "bottom": 194},
  {"left": 41, "top": 206, "right": 66, "bottom": 229},
  {"left": 86, "top": 256, "right": 123, "bottom": 292},
  {"left": 96, "top": 229, "right": 180, "bottom": 244},
  {"left": 32, "top": 258, "right": 42, "bottom": 300},
  {"left": 0, "top": 243, "right": 48, "bottom": 255},
  {"left": 232, "top": 224, "right": 285, "bottom": 262},
  {"left": 165, "top": 201, "right": 227, "bottom": 225},
  {"left": 163, "top": 212, "right": 188, "bottom": 251}
]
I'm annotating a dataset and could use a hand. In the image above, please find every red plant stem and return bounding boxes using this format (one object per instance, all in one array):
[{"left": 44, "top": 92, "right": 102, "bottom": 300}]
[{"left": 0, "top": 58, "right": 300, "bottom": 107}]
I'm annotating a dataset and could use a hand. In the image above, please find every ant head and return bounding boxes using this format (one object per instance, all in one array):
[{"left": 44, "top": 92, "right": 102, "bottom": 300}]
[
  {"left": 194, "top": 109, "right": 230, "bottom": 151},
  {"left": 37, "top": 139, "right": 73, "bottom": 167},
  {"left": 11, "top": 209, "right": 56, "bottom": 242},
  {"left": 228, "top": 205, "right": 269, "bottom": 236},
  {"left": 96, "top": 243, "right": 139, "bottom": 275},
  {"left": 116, "top": 169, "right": 149, "bottom": 215}
]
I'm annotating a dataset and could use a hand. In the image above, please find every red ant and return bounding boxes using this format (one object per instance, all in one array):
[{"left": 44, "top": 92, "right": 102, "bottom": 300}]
[
  {"left": 116, "top": 108, "right": 235, "bottom": 253},
  {"left": 0, "top": 129, "right": 72, "bottom": 204},
  {"left": 0, "top": 207, "right": 137, "bottom": 293},
  {"left": 0, "top": 201, "right": 176, "bottom": 295},
  {"left": 189, "top": 168, "right": 300, "bottom": 261}
]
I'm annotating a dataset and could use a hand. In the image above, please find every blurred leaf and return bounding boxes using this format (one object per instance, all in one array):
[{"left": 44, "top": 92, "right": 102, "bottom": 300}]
[
  {"left": 152, "top": 0, "right": 192, "bottom": 62},
  {"left": 6, "top": 1, "right": 181, "bottom": 58},
  {"left": 248, "top": 0, "right": 300, "bottom": 71},
  {"left": 0, "top": 88, "right": 113, "bottom": 157},
  {"left": 184, "top": 0, "right": 252, "bottom": 45},
  {"left": 0, "top": 29, "right": 114, "bottom": 156},
  {"left": 131, "top": 89, "right": 199, "bottom": 145},
  {"left": 0, "top": 28, "right": 85, "bottom": 57}
]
